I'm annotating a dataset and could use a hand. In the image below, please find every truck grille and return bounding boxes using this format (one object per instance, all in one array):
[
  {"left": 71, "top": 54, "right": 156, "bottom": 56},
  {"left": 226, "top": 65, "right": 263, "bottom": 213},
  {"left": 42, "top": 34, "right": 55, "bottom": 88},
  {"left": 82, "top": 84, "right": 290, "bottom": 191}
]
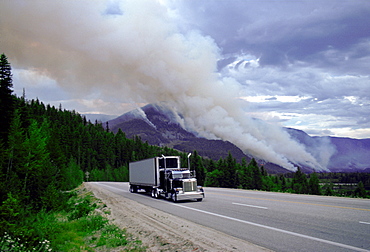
[{"left": 183, "top": 181, "right": 197, "bottom": 192}]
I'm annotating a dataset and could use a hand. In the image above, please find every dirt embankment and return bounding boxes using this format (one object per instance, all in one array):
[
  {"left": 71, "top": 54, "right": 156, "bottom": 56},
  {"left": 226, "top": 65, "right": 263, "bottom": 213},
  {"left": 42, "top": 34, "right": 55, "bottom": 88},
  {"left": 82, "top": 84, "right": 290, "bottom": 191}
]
[{"left": 84, "top": 182, "right": 271, "bottom": 252}]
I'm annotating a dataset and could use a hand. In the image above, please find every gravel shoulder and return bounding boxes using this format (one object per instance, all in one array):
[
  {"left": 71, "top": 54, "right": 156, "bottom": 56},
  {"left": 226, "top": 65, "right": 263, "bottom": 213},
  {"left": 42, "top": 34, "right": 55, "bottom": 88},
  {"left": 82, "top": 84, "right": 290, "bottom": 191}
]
[{"left": 84, "top": 182, "right": 272, "bottom": 252}]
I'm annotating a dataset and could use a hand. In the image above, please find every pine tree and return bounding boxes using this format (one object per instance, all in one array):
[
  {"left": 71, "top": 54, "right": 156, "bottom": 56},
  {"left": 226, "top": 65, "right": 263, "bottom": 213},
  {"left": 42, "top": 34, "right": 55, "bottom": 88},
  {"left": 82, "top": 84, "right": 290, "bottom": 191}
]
[
  {"left": 325, "top": 182, "right": 334, "bottom": 196},
  {"left": 355, "top": 181, "right": 366, "bottom": 198},
  {"left": 206, "top": 159, "right": 217, "bottom": 173},
  {"left": 280, "top": 174, "right": 287, "bottom": 191},
  {"left": 0, "top": 53, "right": 15, "bottom": 144},
  {"left": 238, "top": 158, "right": 252, "bottom": 189},
  {"left": 6, "top": 109, "right": 26, "bottom": 198},
  {"left": 22, "top": 119, "right": 55, "bottom": 209},
  {"left": 308, "top": 172, "right": 321, "bottom": 195},
  {"left": 204, "top": 169, "right": 222, "bottom": 187},
  {"left": 218, "top": 152, "right": 238, "bottom": 188},
  {"left": 249, "top": 158, "right": 262, "bottom": 190},
  {"left": 292, "top": 167, "right": 309, "bottom": 194},
  {"left": 191, "top": 150, "right": 206, "bottom": 186}
]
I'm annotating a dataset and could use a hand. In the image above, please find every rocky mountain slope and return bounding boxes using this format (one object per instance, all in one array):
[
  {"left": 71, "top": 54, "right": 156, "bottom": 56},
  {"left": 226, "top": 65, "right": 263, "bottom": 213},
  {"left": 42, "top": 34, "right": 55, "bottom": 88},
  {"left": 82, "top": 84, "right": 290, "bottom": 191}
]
[
  {"left": 108, "top": 104, "right": 258, "bottom": 166},
  {"left": 107, "top": 104, "right": 370, "bottom": 173}
]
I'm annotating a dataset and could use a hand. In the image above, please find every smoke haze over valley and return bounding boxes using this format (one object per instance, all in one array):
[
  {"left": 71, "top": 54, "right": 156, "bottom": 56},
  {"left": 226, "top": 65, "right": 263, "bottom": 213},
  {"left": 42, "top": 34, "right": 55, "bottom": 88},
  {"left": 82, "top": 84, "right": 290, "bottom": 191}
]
[{"left": 1, "top": 1, "right": 370, "bottom": 171}]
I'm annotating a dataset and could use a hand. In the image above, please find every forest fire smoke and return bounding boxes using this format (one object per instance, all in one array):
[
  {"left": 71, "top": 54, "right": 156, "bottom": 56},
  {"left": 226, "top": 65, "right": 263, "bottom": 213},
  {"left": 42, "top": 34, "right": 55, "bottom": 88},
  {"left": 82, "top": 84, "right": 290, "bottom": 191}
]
[{"left": 0, "top": 0, "right": 333, "bottom": 171}]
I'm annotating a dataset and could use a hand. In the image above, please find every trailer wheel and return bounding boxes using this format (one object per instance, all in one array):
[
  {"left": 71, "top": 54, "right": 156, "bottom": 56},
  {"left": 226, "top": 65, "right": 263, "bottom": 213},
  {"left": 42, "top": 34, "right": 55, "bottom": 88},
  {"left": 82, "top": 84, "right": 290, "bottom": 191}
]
[{"left": 129, "top": 185, "right": 137, "bottom": 193}]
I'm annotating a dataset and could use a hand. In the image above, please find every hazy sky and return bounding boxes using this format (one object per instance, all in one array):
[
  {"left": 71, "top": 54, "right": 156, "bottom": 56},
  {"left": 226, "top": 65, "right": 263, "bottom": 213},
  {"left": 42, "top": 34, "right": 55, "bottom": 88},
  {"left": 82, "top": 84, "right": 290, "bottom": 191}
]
[
  {"left": 1, "top": 0, "right": 369, "bottom": 140},
  {"left": 169, "top": 0, "right": 370, "bottom": 139}
]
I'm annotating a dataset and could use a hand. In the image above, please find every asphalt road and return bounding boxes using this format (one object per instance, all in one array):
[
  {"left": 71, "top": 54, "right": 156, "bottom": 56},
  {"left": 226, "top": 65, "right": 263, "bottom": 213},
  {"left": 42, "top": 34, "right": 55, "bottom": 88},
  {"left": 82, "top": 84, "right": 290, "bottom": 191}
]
[{"left": 92, "top": 182, "right": 370, "bottom": 252}]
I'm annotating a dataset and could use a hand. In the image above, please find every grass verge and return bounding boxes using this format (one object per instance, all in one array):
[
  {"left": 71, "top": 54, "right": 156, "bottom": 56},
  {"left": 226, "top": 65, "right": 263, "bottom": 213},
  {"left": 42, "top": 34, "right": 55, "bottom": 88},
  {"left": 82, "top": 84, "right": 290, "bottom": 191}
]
[{"left": 0, "top": 185, "right": 146, "bottom": 251}]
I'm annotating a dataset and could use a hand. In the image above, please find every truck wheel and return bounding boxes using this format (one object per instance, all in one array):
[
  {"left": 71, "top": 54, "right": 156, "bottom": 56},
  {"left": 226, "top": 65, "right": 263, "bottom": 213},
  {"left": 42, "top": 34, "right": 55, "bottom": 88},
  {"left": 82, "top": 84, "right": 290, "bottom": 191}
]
[
  {"left": 171, "top": 193, "right": 177, "bottom": 202},
  {"left": 151, "top": 189, "right": 159, "bottom": 198}
]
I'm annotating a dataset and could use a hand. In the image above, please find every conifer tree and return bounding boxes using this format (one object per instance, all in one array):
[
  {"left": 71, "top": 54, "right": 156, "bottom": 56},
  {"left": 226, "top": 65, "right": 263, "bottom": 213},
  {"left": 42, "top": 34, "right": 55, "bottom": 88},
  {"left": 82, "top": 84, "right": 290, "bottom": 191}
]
[
  {"left": 218, "top": 152, "right": 238, "bottom": 188},
  {"left": 280, "top": 174, "right": 287, "bottom": 191},
  {"left": 292, "top": 167, "right": 309, "bottom": 194},
  {"left": 6, "top": 109, "right": 26, "bottom": 197},
  {"left": 355, "top": 181, "right": 366, "bottom": 198},
  {"left": 249, "top": 158, "right": 262, "bottom": 189},
  {"left": 238, "top": 158, "right": 252, "bottom": 189},
  {"left": 0, "top": 53, "right": 14, "bottom": 144},
  {"left": 191, "top": 150, "right": 206, "bottom": 186},
  {"left": 308, "top": 172, "right": 321, "bottom": 195},
  {"left": 204, "top": 169, "right": 222, "bottom": 187}
]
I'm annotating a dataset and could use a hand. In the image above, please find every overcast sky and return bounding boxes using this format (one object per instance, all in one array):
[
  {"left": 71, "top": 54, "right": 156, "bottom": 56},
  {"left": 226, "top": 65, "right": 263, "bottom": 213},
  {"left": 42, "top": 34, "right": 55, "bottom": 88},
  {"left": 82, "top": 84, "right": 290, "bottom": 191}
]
[
  {"left": 168, "top": 0, "right": 370, "bottom": 139},
  {"left": 1, "top": 0, "right": 370, "bottom": 139}
]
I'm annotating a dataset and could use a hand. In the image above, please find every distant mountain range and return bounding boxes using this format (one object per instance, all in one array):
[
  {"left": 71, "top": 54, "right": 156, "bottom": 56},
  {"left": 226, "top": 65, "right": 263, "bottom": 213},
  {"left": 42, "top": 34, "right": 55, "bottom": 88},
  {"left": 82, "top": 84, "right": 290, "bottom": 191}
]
[
  {"left": 105, "top": 104, "right": 370, "bottom": 174},
  {"left": 285, "top": 128, "right": 370, "bottom": 173}
]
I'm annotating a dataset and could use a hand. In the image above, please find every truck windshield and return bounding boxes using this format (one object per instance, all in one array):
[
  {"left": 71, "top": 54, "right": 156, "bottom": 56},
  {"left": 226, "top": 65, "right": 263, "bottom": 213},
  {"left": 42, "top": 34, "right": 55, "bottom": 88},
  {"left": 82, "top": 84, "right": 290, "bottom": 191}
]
[{"left": 159, "top": 158, "right": 178, "bottom": 169}]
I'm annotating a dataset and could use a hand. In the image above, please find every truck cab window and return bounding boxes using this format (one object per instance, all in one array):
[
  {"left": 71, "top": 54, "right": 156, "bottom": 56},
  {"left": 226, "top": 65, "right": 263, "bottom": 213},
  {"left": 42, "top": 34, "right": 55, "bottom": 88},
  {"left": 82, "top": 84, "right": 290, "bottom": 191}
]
[{"left": 159, "top": 158, "right": 178, "bottom": 169}]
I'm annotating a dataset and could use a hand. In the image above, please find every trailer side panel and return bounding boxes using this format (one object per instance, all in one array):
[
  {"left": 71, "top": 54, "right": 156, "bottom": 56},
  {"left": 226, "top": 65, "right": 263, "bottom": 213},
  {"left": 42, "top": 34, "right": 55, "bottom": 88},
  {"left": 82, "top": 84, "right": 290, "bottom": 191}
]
[{"left": 129, "top": 158, "right": 158, "bottom": 187}]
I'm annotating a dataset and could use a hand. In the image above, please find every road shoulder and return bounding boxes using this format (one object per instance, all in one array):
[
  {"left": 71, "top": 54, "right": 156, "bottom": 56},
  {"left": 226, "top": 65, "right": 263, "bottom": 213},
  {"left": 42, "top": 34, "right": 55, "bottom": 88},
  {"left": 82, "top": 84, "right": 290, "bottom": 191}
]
[{"left": 85, "top": 182, "right": 272, "bottom": 252}]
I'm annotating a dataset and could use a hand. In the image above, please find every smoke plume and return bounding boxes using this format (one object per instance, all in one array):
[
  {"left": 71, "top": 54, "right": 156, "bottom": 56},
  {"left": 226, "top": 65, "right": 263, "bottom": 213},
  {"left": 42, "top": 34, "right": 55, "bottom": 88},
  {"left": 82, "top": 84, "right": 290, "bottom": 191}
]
[{"left": 0, "top": 0, "right": 332, "bottom": 171}]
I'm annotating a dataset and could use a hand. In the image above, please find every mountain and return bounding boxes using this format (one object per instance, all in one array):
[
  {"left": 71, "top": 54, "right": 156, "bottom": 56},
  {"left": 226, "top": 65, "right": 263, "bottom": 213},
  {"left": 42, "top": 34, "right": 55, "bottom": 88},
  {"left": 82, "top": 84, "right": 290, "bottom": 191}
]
[
  {"left": 284, "top": 128, "right": 370, "bottom": 172},
  {"left": 109, "top": 105, "right": 245, "bottom": 159},
  {"left": 108, "top": 104, "right": 370, "bottom": 173},
  {"left": 108, "top": 104, "right": 288, "bottom": 173},
  {"left": 321, "top": 137, "right": 370, "bottom": 172}
]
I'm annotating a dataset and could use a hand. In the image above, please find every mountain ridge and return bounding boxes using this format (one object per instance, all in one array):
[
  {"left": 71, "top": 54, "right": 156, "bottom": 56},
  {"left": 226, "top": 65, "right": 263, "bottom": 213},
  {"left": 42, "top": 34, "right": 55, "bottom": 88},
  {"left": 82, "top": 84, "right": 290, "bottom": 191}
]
[{"left": 106, "top": 104, "right": 370, "bottom": 173}]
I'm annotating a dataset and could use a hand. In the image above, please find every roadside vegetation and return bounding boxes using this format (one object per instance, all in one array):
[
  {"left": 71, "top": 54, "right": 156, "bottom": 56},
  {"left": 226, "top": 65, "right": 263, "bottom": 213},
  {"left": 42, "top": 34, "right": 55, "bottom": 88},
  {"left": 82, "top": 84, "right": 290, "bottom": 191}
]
[
  {"left": 1, "top": 53, "right": 369, "bottom": 250},
  {"left": 0, "top": 185, "right": 145, "bottom": 251},
  {"left": 0, "top": 54, "right": 150, "bottom": 251}
]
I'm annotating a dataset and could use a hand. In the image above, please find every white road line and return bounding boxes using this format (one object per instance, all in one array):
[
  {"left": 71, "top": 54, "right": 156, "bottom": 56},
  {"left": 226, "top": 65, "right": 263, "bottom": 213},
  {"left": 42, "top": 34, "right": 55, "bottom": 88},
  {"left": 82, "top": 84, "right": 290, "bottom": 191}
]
[
  {"left": 174, "top": 204, "right": 370, "bottom": 252},
  {"left": 232, "top": 202, "right": 268, "bottom": 209},
  {"left": 359, "top": 221, "right": 370, "bottom": 225}
]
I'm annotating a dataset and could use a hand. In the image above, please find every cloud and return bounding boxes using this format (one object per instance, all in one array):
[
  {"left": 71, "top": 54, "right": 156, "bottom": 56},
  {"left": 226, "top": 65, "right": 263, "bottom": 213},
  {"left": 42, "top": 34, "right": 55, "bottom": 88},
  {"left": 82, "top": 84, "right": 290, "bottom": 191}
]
[
  {"left": 171, "top": 1, "right": 370, "bottom": 69},
  {"left": 220, "top": 54, "right": 370, "bottom": 138},
  {"left": 12, "top": 68, "right": 68, "bottom": 102}
]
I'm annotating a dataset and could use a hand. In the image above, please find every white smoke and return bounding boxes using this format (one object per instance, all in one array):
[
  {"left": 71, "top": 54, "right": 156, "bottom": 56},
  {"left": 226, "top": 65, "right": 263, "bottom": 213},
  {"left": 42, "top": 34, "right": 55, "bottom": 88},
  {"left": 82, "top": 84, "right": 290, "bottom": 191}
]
[
  {"left": 0, "top": 0, "right": 332, "bottom": 171},
  {"left": 133, "top": 107, "right": 157, "bottom": 129}
]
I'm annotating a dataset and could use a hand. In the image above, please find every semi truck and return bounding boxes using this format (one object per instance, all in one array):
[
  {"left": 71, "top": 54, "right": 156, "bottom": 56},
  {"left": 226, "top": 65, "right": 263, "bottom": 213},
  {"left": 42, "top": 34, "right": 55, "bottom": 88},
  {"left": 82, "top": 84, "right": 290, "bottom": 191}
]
[{"left": 129, "top": 155, "right": 204, "bottom": 202}]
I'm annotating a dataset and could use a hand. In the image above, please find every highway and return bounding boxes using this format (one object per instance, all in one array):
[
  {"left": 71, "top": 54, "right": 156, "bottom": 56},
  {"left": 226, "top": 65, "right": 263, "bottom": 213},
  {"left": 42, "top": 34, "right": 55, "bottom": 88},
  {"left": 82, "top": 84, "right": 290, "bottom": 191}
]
[{"left": 92, "top": 182, "right": 370, "bottom": 252}]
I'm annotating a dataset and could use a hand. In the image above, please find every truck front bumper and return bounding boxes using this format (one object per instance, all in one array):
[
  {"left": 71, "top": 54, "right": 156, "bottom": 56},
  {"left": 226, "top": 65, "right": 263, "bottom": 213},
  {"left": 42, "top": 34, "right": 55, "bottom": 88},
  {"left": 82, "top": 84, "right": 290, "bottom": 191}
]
[{"left": 176, "top": 192, "right": 204, "bottom": 201}]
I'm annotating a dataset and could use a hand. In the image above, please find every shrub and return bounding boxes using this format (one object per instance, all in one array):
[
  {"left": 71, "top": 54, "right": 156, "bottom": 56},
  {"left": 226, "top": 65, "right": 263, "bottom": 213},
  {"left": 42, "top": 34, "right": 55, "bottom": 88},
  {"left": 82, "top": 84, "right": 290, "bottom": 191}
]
[
  {"left": 67, "top": 196, "right": 96, "bottom": 221},
  {"left": 96, "top": 224, "right": 128, "bottom": 248}
]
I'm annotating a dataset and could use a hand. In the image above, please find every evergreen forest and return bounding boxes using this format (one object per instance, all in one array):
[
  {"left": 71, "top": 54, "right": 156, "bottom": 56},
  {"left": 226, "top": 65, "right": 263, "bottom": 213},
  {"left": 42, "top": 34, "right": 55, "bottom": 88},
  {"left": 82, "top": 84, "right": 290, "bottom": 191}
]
[{"left": 1, "top": 53, "right": 369, "bottom": 250}]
